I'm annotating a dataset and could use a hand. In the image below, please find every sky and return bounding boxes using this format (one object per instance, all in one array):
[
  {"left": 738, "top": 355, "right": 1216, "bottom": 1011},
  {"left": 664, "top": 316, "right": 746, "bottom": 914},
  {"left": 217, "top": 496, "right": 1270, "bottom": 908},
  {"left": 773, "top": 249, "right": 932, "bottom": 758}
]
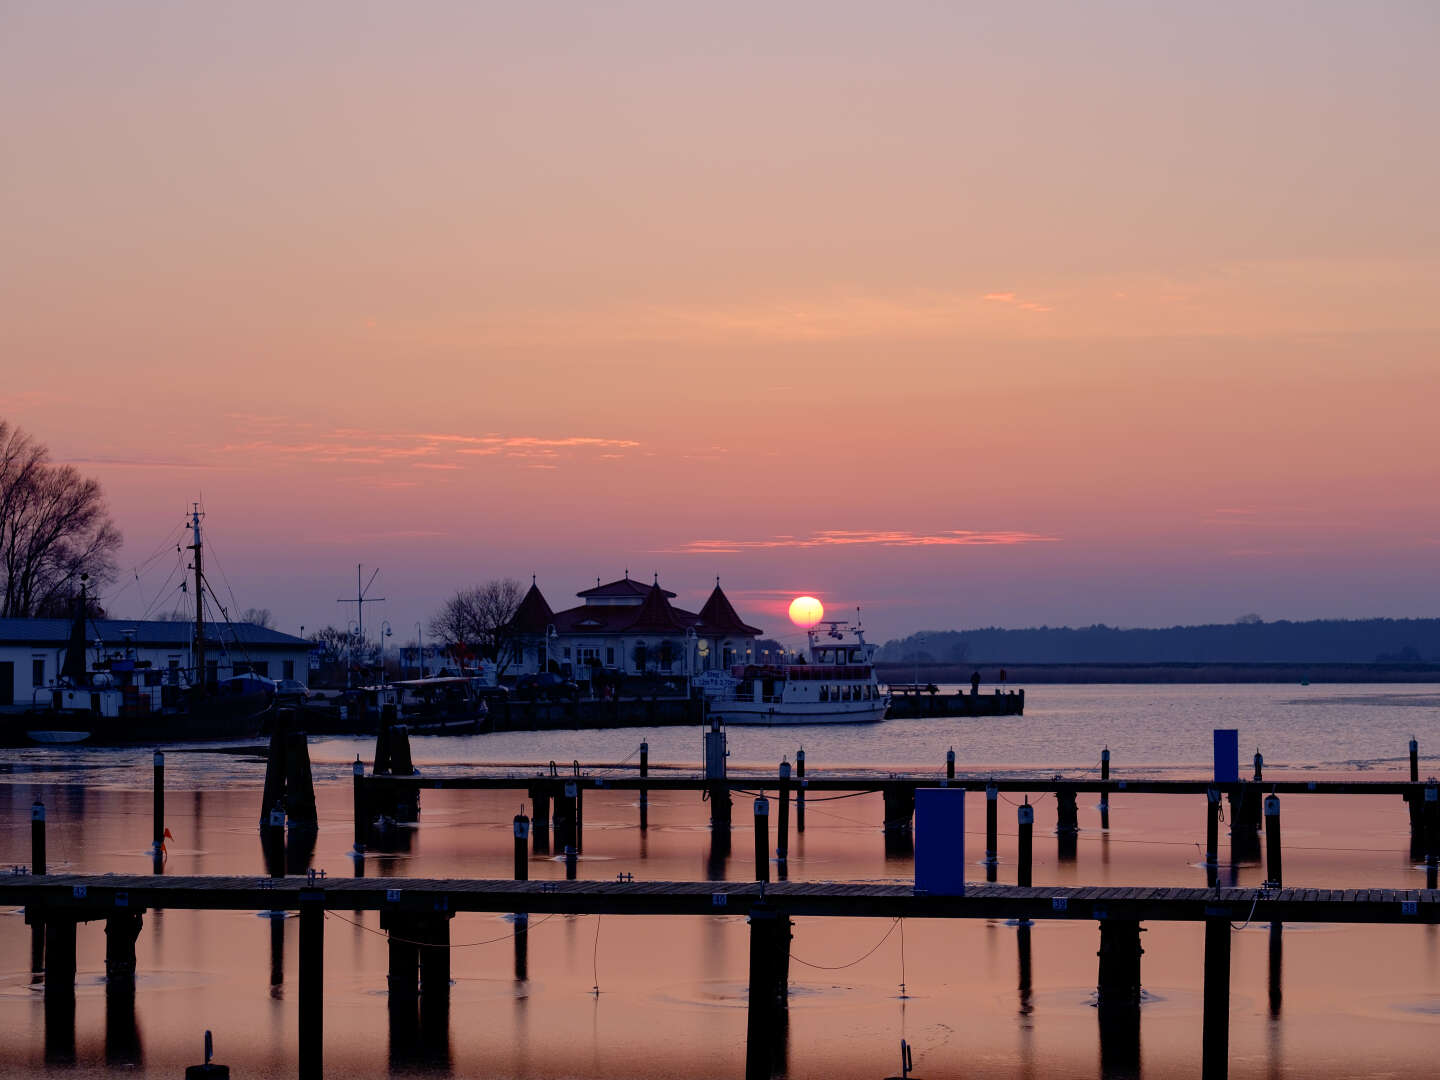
[{"left": 2, "top": 1, "right": 1438, "bottom": 645}]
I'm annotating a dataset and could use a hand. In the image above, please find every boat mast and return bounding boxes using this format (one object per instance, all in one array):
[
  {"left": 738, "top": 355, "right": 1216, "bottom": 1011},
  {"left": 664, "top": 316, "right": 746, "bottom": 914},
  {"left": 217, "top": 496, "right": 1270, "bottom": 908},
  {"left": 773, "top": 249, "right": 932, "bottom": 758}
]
[{"left": 189, "top": 503, "right": 206, "bottom": 694}]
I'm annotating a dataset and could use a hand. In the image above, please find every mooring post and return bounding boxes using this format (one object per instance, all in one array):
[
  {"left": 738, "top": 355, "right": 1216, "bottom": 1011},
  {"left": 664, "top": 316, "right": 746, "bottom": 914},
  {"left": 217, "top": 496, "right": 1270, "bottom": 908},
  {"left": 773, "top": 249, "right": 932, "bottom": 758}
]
[
  {"left": 1096, "top": 919, "right": 1144, "bottom": 1006},
  {"left": 1264, "top": 794, "right": 1282, "bottom": 888},
  {"left": 1206, "top": 788, "right": 1221, "bottom": 888},
  {"left": 284, "top": 732, "right": 319, "bottom": 828},
  {"left": 744, "top": 902, "right": 790, "bottom": 1080},
  {"left": 639, "top": 741, "right": 649, "bottom": 831},
  {"left": 152, "top": 750, "right": 165, "bottom": 853},
  {"left": 564, "top": 844, "right": 577, "bottom": 881},
  {"left": 1426, "top": 783, "right": 1439, "bottom": 891},
  {"left": 531, "top": 786, "right": 551, "bottom": 855},
  {"left": 1099, "top": 747, "right": 1111, "bottom": 828},
  {"left": 418, "top": 914, "right": 453, "bottom": 999},
  {"left": 513, "top": 814, "right": 529, "bottom": 880},
  {"left": 352, "top": 758, "right": 366, "bottom": 854},
  {"left": 298, "top": 890, "right": 324, "bottom": 1080},
  {"left": 1411, "top": 738, "right": 1420, "bottom": 783},
  {"left": 555, "top": 782, "right": 576, "bottom": 852},
  {"left": 1017, "top": 802, "right": 1034, "bottom": 888},
  {"left": 882, "top": 785, "right": 916, "bottom": 832},
  {"left": 104, "top": 911, "right": 143, "bottom": 983},
  {"left": 1202, "top": 917, "right": 1231, "bottom": 1080},
  {"left": 946, "top": 748, "right": 955, "bottom": 780},
  {"left": 753, "top": 797, "right": 770, "bottom": 882},
  {"left": 1253, "top": 750, "right": 1264, "bottom": 783},
  {"left": 184, "top": 1029, "right": 230, "bottom": 1079},
  {"left": 382, "top": 912, "right": 419, "bottom": 999},
  {"left": 985, "top": 784, "right": 999, "bottom": 881},
  {"left": 1055, "top": 788, "right": 1079, "bottom": 834},
  {"left": 776, "top": 761, "right": 790, "bottom": 863},
  {"left": 795, "top": 749, "right": 806, "bottom": 833},
  {"left": 32, "top": 799, "right": 46, "bottom": 875},
  {"left": 574, "top": 775, "right": 584, "bottom": 853}
]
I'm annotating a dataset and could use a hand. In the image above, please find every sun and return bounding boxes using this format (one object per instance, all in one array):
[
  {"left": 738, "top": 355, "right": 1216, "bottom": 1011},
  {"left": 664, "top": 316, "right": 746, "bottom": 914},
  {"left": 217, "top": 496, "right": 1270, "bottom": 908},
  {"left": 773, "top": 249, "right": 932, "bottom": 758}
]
[{"left": 788, "top": 595, "right": 824, "bottom": 628}]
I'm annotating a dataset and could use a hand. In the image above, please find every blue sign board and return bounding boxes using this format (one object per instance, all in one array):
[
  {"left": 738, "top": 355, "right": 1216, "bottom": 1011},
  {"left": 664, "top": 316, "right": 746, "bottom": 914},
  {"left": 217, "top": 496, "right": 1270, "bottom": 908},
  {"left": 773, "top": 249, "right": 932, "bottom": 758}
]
[
  {"left": 915, "top": 788, "right": 966, "bottom": 895},
  {"left": 1214, "top": 729, "right": 1240, "bottom": 783}
]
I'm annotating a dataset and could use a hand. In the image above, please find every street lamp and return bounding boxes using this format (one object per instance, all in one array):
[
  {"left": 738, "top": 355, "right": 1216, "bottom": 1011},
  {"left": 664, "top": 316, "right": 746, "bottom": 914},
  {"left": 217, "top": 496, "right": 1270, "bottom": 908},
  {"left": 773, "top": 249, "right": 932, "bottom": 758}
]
[
  {"left": 380, "top": 620, "right": 393, "bottom": 683},
  {"left": 345, "top": 620, "right": 361, "bottom": 689},
  {"left": 545, "top": 624, "right": 558, "bottom": 675},
  {"left": 415, "top": 621, "right": 424, "bottom": 678}
]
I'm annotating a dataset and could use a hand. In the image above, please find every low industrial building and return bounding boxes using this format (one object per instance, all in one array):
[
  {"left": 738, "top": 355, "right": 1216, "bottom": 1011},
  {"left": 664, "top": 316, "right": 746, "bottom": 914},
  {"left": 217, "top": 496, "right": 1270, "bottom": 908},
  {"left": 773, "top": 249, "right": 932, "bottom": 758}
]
[{"left": 0, "top": 618, "right": 311, "bottom": 709}]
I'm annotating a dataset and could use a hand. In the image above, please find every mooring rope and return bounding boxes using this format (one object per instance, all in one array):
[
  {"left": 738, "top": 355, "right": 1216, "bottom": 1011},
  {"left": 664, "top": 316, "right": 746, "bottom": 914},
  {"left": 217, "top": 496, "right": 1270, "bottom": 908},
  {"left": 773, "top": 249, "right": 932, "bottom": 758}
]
[
  {"left": 789, "top": 917, "right": 902, "bottom": 970},
  {"left": 325, "top": 909, "right": 560, "bottom": 948}
]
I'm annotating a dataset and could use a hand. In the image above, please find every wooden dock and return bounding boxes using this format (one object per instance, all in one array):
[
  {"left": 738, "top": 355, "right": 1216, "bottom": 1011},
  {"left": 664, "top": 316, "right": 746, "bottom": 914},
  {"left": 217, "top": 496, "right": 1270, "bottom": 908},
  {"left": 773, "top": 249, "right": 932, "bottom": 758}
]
[
  {"left": 5, "top": 873, "right": 1439, "bottom": 923},
  {"left": 10, "top": 871, "right": 1440, "bottom": 1080}
]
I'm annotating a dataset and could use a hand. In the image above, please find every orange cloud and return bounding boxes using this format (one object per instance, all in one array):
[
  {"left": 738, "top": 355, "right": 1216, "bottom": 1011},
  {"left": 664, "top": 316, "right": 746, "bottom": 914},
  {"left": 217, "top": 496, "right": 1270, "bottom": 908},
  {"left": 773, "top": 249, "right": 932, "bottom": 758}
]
[{"left": 669, "top": 529, "right": 1059, "bottom": 553}]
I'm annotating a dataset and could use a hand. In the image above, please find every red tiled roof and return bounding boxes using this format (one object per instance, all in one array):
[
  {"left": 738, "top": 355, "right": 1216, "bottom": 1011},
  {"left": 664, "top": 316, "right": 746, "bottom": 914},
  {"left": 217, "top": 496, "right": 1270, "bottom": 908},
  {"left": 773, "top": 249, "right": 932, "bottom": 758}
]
[
  {"left": 623, "top": 582, "right": 689, "bottom": 633},
  {"left": 694, "top": 583, "right": 764, "bottom": 637},
  {"left": 509, "top": 582, "right": 555, "bottom": 634},
  {"left": 576, "top": 575, "right": 675, "bottom": 600}
]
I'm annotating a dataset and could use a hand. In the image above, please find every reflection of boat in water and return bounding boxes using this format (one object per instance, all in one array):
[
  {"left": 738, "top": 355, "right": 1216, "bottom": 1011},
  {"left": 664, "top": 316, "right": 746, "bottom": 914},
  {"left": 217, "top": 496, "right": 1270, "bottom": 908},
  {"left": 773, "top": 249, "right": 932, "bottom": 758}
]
[
  {"left": 697, "top": 620, "right": 888, "bottom": 725},
  {"left": 8, "top": 506, "right": 273, "bottom": 745}
]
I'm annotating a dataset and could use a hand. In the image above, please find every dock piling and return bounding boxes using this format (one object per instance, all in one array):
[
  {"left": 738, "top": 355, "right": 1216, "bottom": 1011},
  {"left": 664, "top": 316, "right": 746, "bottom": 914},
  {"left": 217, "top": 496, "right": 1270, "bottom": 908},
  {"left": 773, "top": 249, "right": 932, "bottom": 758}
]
[
  {"left": 1099, "top": 747, "right": 1111, "bottom": 829},
  {"left": 45, "top": 915, "right": 77, "bottom": 992},
  {"left": 382, "top": 912, "right": 420, "bottom": 999},
  {"left": 531, "top": 786, "right": 551, "bottom": 855},
  {"left": 1096, "top": 919, "right": 1144, "bottom": 1006},
  {"left": 31, "top": 800, "right": 46, "bottom": 875},
  {"left": 946, "top": 748, "right": 955, "bottom": 780},
  {"left": 564, "top": 845, "right": 577, "bottom": 881},
  {"left": 1055, "top": 789, "right": 1079, "bottom": 834},
  {"left": 555, "top": 782, "right": 577, "bottom": 852},
  {"left": 777, "top": 761, "right": 790, "bottom": 863},
  {"left": 796, "top": 749, "right": 806, "bottom": 833},
  {"left": 1205, "top": 788, "right": 1221, "bottom": 887},
  {"left": 352, "top": 758, "right": 366, "bottom": 854},
  {"left": 514, "top": 814, "right": 529, "bottom": 880},
  {"left": 1017, "top": 802, "right": 1033, "bottom": 888},
  {"left": 104, "top": 911, "right": 143, "bottom": 983},
  {"left": 152, "top": 751, "right": 165, "bottom": 854},
  {"left": 1254, "top": 750, "right": 1264, "bottom": 783},
  {"left": 882, "top": 786, "right": 915, "bottom": 832},
  {"left": 1426, "top": 784, "right": 1438, "bottom": 890},
  {"left": 639, "top": 742, "right": 649, "bottom": 831},
  {"left": 985, "top": 785, "right": 999, "bottom": 881},
  {"left": 1411, "top": 738, "right": 1420, "bottom": 783},
  {"left": 1264, "top": 795, "right": 1282, "bottom": 888},
  {"left": 1202, "top": 918, "right": 1231, "bottom": 1080},
  {"left": 753, "top": 798, "right": 770, "bottom": 882}
]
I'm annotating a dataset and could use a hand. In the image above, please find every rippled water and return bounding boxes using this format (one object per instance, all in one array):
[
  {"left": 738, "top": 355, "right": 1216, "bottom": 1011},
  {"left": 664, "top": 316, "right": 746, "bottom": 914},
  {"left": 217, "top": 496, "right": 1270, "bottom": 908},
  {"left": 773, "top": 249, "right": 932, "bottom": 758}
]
[{"left": 2, "top": 684, "right": 1438, "bottom": 1078}]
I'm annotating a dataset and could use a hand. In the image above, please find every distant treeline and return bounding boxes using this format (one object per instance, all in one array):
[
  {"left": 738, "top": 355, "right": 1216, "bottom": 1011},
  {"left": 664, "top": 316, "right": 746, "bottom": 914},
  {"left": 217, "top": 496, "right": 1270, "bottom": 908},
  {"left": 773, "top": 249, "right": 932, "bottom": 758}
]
[
  {"left": 874, "top": 661, "right": 1440, "bottom": 685},
  {"left": 877, "top": 618, "right": 1440, "bottom": 665}
]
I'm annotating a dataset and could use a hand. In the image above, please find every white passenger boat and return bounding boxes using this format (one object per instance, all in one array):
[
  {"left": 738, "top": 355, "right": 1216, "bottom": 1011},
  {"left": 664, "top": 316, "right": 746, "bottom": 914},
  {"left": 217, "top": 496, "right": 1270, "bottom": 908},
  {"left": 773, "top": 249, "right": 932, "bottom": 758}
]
[{"left": 697, "top": 621, "right": 888, "bottom": 725}]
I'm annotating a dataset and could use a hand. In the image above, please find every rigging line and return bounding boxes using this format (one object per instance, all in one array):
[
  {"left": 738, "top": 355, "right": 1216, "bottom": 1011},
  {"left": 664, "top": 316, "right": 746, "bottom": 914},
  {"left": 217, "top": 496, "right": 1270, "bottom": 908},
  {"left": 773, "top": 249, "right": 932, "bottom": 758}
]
[
  {"left": 790, "top": 918, "right": 901, "bottom": 971},
  {"left": 325, "top": 910, "right": 559, "bottom": 948},
  {"left": 139, "top": 549, "right": 187, "bottom": 618}
]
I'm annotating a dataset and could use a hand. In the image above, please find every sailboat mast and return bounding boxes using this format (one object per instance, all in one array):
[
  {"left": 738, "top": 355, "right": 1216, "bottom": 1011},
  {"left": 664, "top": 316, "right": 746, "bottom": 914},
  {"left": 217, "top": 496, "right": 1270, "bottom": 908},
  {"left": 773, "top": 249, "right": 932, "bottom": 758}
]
[{"left": 190, "top": 503, "right": 205, "bottom": 693}]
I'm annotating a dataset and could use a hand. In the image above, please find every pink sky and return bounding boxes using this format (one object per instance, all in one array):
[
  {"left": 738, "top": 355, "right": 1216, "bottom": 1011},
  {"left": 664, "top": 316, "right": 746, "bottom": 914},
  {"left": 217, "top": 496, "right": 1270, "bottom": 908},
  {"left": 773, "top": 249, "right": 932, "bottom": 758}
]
[{"left": 3, "top": 2, "right": 1438, "bottom": 642}]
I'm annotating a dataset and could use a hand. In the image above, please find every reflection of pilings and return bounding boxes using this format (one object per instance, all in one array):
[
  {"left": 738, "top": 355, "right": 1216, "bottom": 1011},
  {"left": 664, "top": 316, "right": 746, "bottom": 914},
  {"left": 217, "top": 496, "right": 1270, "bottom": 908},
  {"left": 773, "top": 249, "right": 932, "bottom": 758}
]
[
  {"left": 1057, "top": 830, "right": 1078, "bottom": 863},
  {"left": 744, "top": 904, "right": 792, "bottom": 1080},
  {"left": 286, "top": 825, "right": 318, "bottom": 876},
  {"left": 104, "top": 980, "right": 143, "bottom": 1067},
  {"left": 1268, "top": 921, "right": 1283, "bottom": 1018},
  {"left": 514, "top": 915, "right": 529, "bottom": 982},
  {"left": 1202, "top": 918, "right": 1231, "bottom": 1080},
  {"left": 299, "top": 894, "right": 324, "bottom": 1080},
  {"left": 1096, "top": 920, "right": 1143, "bottom": 1079},
  {"left": 706, "top": 825, "right": 731, "bottom": 881},
  {"left": 44, "top": 981, "right": 75, "bottom": 1065},
  {"left": 270, "top": 913, "right": 285, "bottom": 992},
  {"left": 1017, "top": 922, "right": 1034, "bottom": 1017}
]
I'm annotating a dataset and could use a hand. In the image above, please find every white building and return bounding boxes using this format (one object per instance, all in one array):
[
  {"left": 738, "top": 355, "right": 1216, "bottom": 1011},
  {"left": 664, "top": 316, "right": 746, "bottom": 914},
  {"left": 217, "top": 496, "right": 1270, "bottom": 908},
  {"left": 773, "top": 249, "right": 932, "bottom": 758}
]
[
  {"left": 0, "top": 618, "right": 311, "bottom": 710},
  {"left": 505, "top": 574, "right": 764, "bottom": 682}
]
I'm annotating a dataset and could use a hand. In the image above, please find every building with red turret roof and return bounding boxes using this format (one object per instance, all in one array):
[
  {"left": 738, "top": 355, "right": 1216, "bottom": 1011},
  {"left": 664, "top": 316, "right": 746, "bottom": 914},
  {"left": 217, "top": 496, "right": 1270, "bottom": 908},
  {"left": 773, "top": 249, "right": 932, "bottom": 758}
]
[{"left": 504, "top": 573, "right": 764, "bottom": 681}]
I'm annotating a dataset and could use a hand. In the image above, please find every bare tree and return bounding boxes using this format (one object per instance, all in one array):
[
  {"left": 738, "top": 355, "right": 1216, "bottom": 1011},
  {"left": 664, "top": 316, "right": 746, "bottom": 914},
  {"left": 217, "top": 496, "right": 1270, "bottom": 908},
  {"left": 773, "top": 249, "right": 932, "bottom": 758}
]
[
  {"left": 307, "top": 625, "right": 352, "bottom": 660},
  {"left": 428, "top": 579, "right": 525, "bottom": 671},
  {"left": 0, "top": 419, "right": 122, "bottom": 617},
  {"left": 240, "top": 607, "right": 273, "bottom": 628}
]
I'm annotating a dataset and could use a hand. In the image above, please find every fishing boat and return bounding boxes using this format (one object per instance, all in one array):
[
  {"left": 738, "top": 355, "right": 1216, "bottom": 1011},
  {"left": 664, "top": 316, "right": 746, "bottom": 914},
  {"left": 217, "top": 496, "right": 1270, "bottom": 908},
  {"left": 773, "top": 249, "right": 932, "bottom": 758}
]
[
  {"left": 697, "top": 620, "right": 888, "bottom": 725},
  {"left": 11, "top": 506, "right": 275, "bottom": 745},
  {"left": 392, "top": 676, "right": 488, "bottom": 735}
]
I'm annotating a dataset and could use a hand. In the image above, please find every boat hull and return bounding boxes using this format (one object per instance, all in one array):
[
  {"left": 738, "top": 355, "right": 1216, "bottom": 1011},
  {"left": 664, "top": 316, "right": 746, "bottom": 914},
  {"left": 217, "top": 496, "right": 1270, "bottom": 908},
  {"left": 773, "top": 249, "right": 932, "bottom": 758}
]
[{"left": 709, "top": 701, "right": 887, "bottom": 725}]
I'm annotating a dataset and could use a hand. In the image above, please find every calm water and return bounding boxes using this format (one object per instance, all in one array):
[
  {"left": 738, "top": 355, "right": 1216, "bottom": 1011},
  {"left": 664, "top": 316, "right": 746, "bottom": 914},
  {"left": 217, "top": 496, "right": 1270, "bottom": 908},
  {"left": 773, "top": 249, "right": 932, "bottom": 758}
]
[{"left": 3, "top": 684, "right": 1440, "bottom": 1078}]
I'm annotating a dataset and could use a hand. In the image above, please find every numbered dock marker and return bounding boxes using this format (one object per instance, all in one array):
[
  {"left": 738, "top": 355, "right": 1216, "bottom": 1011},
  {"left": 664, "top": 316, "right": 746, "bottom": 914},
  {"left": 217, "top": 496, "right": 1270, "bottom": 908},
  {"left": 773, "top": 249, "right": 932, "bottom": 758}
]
[
  {"left": 712, "top": 893, "right": 728, "bottom": 907},
  {"left": 1051, "top": 896, "right": 1068, "bottom": 912},
  {"left": 386, "top": 889, "right": 401, "bottom": 902}
]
